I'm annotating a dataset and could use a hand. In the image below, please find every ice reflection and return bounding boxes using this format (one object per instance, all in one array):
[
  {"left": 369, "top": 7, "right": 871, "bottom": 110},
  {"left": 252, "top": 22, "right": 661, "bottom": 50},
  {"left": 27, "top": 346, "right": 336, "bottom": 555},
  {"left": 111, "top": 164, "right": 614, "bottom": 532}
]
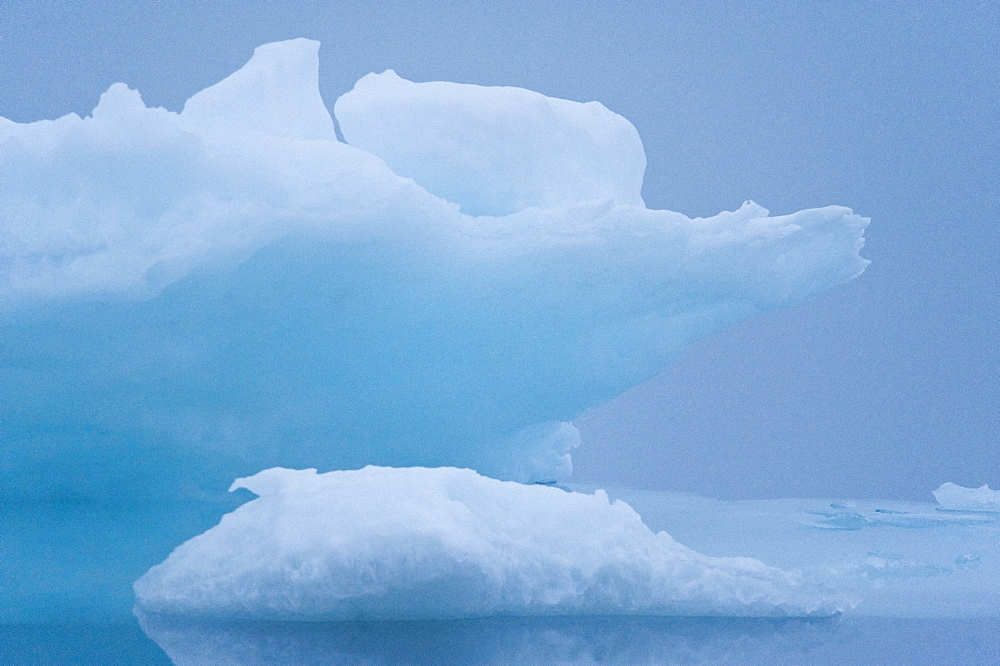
[{"left": 137, "top": 612, "right": 839, "bottom": 665}]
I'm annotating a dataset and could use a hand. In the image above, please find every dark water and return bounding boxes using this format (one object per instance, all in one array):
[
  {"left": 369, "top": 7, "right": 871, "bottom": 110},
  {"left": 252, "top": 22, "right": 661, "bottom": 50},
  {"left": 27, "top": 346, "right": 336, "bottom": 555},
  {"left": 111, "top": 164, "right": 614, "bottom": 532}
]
[
  {"left": 2, "top": 615, "right": 998, "bottom": 665},
  {"left": 0, "top": 622, "right": 171, "bottom": 665}
]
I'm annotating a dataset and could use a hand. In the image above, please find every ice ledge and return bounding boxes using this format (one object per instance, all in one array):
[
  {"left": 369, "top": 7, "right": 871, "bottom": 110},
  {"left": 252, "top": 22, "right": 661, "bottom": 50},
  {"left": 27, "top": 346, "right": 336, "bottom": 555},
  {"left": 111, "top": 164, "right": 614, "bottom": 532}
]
[{"left": 934, "top": 482, "right": 1000, "bottom": 512}]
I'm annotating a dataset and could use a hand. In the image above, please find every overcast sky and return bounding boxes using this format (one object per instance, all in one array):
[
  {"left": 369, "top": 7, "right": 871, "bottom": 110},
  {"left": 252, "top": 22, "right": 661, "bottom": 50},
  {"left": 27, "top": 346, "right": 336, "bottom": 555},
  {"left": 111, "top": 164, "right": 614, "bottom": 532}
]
[{"left": 1, "top": 0, "right": 996, "bottom": 500}]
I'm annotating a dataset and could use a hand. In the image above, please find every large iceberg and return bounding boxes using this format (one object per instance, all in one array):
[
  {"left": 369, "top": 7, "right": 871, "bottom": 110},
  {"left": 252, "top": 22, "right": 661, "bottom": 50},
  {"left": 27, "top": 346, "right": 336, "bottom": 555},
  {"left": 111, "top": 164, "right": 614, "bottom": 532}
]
[
  {"left": 0, "top": 38, "right": 868, "bottom": 499},
  {"left": 134, "top": 466, "right": 847, "bottom": 619}
]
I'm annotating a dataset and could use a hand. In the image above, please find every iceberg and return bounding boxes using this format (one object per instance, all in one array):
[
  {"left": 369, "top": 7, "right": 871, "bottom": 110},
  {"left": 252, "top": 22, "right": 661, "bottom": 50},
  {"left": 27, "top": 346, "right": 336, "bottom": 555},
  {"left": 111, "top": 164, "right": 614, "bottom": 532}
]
[
  {"left": 134, "top": 466, "right": 848, "bottom": 620},
  {"left": 0, "top": 39, "right": 868, "bottom": 499},
  {"left": 933, "top": 482, "right": 1000, "bottom": 512}
]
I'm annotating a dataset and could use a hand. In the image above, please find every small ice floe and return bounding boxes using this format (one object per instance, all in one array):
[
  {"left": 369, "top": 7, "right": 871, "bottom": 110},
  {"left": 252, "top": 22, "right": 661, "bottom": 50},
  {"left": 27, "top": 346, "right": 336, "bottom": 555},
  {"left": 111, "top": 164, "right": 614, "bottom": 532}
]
[{"left": 933, "top": 483, "right": 1000, "bottom": 513}]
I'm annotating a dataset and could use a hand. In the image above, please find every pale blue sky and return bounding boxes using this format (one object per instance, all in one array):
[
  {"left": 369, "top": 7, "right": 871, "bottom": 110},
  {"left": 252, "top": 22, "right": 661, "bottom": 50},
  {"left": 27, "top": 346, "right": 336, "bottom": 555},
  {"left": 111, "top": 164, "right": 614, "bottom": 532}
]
[{"left": 1, "top": 0, "right": 996, "bottom": 500}]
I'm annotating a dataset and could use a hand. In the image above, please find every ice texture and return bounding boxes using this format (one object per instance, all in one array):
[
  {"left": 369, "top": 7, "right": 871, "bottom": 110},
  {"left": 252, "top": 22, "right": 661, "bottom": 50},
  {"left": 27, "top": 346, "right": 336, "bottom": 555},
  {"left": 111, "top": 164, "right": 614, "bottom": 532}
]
[
  {"left": 933, "top": 483, "right": 1000, "bottom": 512},
  {"left": 134, "top": 466, "right": 847, "bottom": 620},
  {"left": 0, "top": 39, "right": 868, "bottom": 499},
  {"left": 334, "top": 70, "right": 646, "bottom": 216}
]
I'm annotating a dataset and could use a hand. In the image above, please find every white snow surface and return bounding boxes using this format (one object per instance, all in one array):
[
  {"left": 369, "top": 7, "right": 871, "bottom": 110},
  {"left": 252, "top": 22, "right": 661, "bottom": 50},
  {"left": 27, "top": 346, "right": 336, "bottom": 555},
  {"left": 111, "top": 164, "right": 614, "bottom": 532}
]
[
  {"left": 134, "top": 466, "right": 848, "bottom": 620},
  {"left": 933, "top": 482, "right": 1000, "bottom": 512},
  {"left": 0, "top": 38, "right": 868, "bottom": 497}
]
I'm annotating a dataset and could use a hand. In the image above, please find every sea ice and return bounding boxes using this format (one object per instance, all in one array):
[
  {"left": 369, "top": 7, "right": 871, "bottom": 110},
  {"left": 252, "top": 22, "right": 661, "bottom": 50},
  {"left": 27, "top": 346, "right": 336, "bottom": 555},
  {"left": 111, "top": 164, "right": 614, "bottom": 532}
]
[
  {"left": 0, "top": 38, "right": 868, "bottom": 499},
  {"left": 134, "top": 466, "right": 848, "bottom": 620},
  {"left": 933, "top": 482, "right": 1000, "bottom": 512}
]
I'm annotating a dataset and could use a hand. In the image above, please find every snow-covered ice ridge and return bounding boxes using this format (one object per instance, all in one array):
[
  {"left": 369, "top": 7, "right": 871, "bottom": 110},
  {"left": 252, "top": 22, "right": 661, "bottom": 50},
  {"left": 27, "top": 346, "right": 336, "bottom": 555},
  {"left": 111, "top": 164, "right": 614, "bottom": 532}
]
[
  {"left": 134, "top": 466, "right": 849, "bottom": 620},
  {"left": 0, "top": 39, "right": 867, "bottom": 497}
]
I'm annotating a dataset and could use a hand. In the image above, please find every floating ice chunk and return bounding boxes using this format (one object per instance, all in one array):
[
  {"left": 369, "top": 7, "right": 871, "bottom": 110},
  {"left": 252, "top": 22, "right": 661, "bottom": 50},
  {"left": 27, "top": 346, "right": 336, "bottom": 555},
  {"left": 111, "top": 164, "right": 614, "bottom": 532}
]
[
  {"left": 134, "top": 467, "right": 848, "bottom": 620},
  {"left": 0, "top": 39, "right": 869, "bottom": 498},
  {"left": 933, "top": 483, "right": 1000, "bottom": 512},
  {"left": 334, "top": 70, "right": 646, "bottom": 216}
]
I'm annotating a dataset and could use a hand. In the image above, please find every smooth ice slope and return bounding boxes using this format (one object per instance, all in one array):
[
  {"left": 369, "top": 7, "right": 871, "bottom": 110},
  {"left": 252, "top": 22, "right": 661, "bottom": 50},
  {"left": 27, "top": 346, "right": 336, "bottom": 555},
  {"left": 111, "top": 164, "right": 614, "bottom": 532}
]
[
  {"left": 933, "top": 483, "right": 1000, "bottom": 512},
  {"left": 0, "top": 39, "right": 868, "bottom": 499},
  {"left": 134, "top": 466, "right": 847, "bottom": 620}
]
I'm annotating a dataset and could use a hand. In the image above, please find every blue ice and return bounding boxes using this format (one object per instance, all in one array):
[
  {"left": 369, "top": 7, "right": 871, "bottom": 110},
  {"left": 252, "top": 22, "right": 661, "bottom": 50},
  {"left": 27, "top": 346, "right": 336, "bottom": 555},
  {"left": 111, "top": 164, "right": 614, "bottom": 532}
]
[{"left": 0, "top": 39, "right": 868, "bottom": 502}]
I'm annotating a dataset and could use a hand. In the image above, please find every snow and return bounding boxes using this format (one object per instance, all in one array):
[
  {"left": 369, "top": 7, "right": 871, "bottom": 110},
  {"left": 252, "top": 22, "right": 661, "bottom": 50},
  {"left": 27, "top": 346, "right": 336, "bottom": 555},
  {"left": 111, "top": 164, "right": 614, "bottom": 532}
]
[
  {"left": 134, "top": 466, "right": 848, "bottom": 620},
  {"left": 933, "top": 482, "right": 1000, "bottom": 512},
  {"left": 0, "top": 39, "right": 869, "bottom": 499}
]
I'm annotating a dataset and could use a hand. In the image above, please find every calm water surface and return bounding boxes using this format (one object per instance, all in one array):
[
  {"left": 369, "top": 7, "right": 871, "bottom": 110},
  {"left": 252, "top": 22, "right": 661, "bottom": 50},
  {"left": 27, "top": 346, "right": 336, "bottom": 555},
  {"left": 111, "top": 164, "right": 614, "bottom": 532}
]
[
  {"left": 2, "top": 615, "right": 998, "bottom": 665},
  {"left": 4, "top": 497, "right": 998, "bottom": 664}
]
